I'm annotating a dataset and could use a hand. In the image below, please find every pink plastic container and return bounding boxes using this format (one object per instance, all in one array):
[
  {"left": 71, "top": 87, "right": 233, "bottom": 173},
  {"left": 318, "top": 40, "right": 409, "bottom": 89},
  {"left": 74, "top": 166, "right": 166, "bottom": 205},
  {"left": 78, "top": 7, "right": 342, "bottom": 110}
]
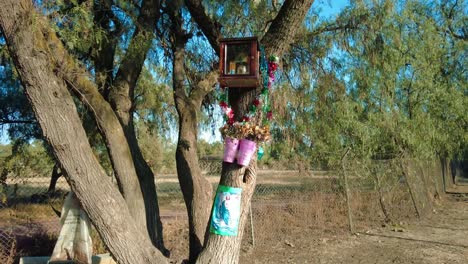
[
  {"left": 237, "top": 139, "right": 257, "bottom": 166},
  {"left": 223, "top": 137, "right": 239, "bottom": 163}
]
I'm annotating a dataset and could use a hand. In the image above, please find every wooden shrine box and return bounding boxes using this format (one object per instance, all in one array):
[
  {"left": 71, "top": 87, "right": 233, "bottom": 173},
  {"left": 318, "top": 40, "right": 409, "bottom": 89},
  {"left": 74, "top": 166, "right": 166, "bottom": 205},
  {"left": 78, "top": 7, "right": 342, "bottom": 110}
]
[{"left": 219, "top": 37, "right": 260, "bottom": 88}]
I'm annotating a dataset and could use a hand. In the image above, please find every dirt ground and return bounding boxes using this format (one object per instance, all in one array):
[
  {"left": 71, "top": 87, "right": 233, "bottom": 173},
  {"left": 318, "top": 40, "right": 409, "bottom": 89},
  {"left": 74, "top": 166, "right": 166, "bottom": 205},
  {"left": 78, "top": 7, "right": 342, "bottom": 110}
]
[
  {"left": 2, "top": 194, "right": 467, "bottom": 264},
  {"left": 236, "top": 194, "right": 468, "bottom": 264},
  {"left": 162, "top": 194, "right": 468, "bottom": 264}
]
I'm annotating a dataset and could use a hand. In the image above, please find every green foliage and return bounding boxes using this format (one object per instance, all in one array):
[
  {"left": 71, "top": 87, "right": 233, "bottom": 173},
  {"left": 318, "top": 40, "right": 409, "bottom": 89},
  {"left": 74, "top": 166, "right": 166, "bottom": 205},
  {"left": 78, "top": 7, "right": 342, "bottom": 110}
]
[
  {"left": 1, "top": 0, "right": 466, "bottom": 175},
  {"left": 197, "top": 140, "right": 223, "bottom": 158},
  {"left": 136, "top": 121, "right": 177, "bottom": 174},
  {"left": 0, "top": 38, "right": 40, "bottom": 140},
  {"left": 1, "top": 140, "right": 54, "bottom": 179},
  {"left": 44, "top": 0, "right": 102, "bottom": 55},
  {"left": 270, "top": 0, "right": 467, "bottom": 167},
  {"left": 135, "top": 67, "right": 176, "bottom": 136}
]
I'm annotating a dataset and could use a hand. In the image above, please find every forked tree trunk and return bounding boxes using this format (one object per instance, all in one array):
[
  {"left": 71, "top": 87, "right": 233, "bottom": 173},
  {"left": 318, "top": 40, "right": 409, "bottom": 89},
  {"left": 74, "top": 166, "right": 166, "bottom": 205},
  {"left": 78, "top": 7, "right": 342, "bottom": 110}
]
[
  {"left": 35, "top": 16, "right": 152, "bottom": 245},
  {"left": 106, "top": 0, "right": 167, "bottom": 252},
  {"left": 110, "top": 79, "right": 167, "bottom": 254},
  {"left": 0, "top": 1, "right": 168, "bottom": 263},
  {"left": 172, "top": 42, "right": 213, "bottom": 262},
  {"left": 22, "top": 0, "right": 166, "bottom": 251}
]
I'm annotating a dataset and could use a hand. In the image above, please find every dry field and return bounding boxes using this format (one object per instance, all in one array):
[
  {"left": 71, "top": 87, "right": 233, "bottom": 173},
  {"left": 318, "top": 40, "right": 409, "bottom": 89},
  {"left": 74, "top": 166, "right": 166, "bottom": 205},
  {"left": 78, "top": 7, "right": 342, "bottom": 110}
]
[{"left": 1, "top": 170, "right": 466, "bottom": 263}]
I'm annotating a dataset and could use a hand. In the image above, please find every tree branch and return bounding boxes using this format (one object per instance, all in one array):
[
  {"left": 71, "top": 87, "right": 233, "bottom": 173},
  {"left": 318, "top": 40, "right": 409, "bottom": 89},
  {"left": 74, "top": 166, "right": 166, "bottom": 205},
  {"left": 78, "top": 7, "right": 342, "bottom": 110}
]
[
  {"left": 184, "top": 0, "right": 222, "bottom": 56},
  {"left": 0, "top": 118, "right": 36, "bottom": 124},
  {"left": 111, "top": 0, "right": 160, "bottom": 110},
  {"left": 261, "top": 0, "right": 315, "bottom": 56},
  {"left": 104, "top": 0, "right": 161, "bottom": 129},
  {"left": 190, "top": 70, "right": 218, "bottom": 104},
  {"left": 91, "top": 0, "right": 118, "bottom": 98}
]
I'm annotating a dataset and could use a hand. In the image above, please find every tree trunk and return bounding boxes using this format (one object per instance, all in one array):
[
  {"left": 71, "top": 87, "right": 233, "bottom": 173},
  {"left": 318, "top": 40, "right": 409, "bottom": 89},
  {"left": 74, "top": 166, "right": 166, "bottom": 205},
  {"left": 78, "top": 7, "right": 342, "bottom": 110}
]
[
  {"left": 187, "top": 1, "right": 315, "bottom": 262},
  {"left": 196, "top": 88, "right": 258, "bottom": 264},
  {"left": 175, "top": 106, "right": 213, "bottom": 262},
  {"left": 25, "top": 0, "right": 166, "bottom": 252},
  {"left": 261, "top": 0, "right": 315, "bottom": 56},
  {"left": 0, "top": 1, "right": 168, "bottom": 263},
  {"left": 106, "top": 0, "right": 167, "bottom": 252},
  {"left": 123, "top": 119, "right": 168, "bottom": 255},
  {"left": 196, "top": 163, "right": 257, "bottom": 264},
  {"left": 173, "top": 43, "right": 213, "bottom": 262},
  {"left": 41, "top": 20, "right": 151, "bottom": 245}
]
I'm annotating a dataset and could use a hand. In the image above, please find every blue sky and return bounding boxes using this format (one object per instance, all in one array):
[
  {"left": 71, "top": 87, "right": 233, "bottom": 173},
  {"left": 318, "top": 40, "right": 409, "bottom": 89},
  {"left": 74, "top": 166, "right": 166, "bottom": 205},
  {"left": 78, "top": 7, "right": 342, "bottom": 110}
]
[{"left": 319, "top": 0, "right": 349, "bottom": 17}]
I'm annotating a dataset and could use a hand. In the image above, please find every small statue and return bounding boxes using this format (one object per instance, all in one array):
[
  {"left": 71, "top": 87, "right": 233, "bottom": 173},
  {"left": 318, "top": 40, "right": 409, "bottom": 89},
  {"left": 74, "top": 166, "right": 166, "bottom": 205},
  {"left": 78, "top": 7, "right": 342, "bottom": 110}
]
[{"left": 236, "top": 64, "right": 247, "bottom": 74}]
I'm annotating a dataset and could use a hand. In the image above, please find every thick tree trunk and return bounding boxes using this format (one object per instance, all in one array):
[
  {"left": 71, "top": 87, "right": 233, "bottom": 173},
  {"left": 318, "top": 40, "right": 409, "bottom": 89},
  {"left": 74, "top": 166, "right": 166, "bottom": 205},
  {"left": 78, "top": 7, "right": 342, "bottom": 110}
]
[
  {"left": 0, "top": 1, "right": 168, "bottom": 263},
  {"left": 123, "top": 120, "right": 168, "bottom": 255},
  {"left": 175, "top": 107, "right": 213, "bottom": 262},
  {"left": 107, "top": 0, "right": 167, "bottom": 252},
  {"left": 196, "top": 163, "right": 257, "bottom": 264},
  {"left": 261, "top": 0, "right": 315, "bottom": 56},
  {"left": 173, "top": 43, "right": 213, "bottom": 262},
  {"left": 186, "top": 1, "right": 315, "bottom": 262},
  {"left": 195, "top": 88, "right": 258, "bottom": 264},
  {"left": 41, "top": 21, "right": 151, "bottom": 243}
]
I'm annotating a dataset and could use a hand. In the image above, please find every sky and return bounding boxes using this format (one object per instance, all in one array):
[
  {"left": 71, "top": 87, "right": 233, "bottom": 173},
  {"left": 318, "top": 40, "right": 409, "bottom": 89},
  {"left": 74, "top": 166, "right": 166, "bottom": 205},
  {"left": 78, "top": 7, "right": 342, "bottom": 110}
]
[{"left": 319, "top": 0, "right": 349, "bottom": 18}]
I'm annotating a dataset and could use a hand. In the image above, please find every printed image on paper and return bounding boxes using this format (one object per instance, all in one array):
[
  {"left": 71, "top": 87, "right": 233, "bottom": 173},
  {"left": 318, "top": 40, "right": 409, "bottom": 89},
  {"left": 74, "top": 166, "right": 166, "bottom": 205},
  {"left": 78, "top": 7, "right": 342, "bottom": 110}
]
[{"left": 210, "top": 185, "right": 242, "bottom": 236}]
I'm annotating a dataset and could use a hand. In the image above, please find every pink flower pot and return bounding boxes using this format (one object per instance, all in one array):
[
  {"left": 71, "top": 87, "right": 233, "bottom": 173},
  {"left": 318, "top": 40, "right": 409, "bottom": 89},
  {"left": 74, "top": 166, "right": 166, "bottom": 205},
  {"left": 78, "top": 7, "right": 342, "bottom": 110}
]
[
  {"left": 223, "top": 137, "right": 239, "bottom": 163},
  {"left": 237, "top": 139, "right": 257, "bottom": 166}
]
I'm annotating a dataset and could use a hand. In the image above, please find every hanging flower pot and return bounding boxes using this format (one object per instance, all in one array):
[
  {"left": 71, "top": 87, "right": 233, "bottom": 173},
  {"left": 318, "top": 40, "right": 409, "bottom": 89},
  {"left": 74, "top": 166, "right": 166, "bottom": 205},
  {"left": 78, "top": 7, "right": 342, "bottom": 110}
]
[
  {"left": 237, "top": 139, "right": 257, "bottom": 166},
  {"left": 223, "top": 137, "right": 239, "bottom": 163}
]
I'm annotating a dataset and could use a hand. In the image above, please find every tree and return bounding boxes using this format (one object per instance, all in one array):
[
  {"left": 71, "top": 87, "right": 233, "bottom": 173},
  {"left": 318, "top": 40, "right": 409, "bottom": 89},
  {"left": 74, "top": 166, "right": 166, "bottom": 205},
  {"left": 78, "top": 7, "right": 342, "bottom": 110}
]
[
  {"left": 268, "top": 0, "right": 467, "bottom": 166},
  {"left": 0, "top": 0, "right": 315, "bottom": 263},
  {"left": 1, "top": 0, "right": 466, "bottom": 263}
]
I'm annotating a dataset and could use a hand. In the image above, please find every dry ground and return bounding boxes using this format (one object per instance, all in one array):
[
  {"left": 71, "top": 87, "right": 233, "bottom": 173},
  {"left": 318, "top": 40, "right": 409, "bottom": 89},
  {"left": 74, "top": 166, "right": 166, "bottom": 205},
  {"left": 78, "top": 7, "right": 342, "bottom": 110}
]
[
  {"left": 162, "top": 194, "right": 468, "bottom": 264},
  {"left": 2, "top": 192, "right": 467, "bottom": 264},
  {"left": 236, "top": 195, "right": 468, "bottom": 264}
]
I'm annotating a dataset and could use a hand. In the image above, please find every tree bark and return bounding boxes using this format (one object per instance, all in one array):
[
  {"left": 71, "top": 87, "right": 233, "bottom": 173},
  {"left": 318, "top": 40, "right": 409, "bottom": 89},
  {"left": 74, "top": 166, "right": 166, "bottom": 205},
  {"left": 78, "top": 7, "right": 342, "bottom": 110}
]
[
  {"left": 261, "top": 0, "right": 315, "bottom": 56},
  {"left": 0, "top": 1, "right": 168, "bottom": 263},
  {"left": 107, "top": 0, "right": 168, "bottom": 252},
  {"left": 37, "top": 18, "right": 151, "bottom": 246},
  {"left": 186, "top": 1, "right": 315, "bottom": 263},
  {"left": 175, "top": 100, "right": 213, "bottom": 262},
  {"left": 195, "top": 87, "right": 258, "bottom": 264},
  {"left": 196, "top": 162, "right": 257, "bottom": 264},
  {"left": 184, "top": 0, "right": 222, "bottom": 55},
  {"left": 171, "top": 23, "right": 214, "bottom": 260}
]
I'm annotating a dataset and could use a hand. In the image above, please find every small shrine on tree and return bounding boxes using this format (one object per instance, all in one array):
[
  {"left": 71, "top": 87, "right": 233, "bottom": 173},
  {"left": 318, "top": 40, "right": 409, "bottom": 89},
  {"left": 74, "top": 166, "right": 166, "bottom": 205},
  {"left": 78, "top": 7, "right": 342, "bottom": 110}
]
[{"left": 210, "top": 36, "right": 280, "bottom": 237}]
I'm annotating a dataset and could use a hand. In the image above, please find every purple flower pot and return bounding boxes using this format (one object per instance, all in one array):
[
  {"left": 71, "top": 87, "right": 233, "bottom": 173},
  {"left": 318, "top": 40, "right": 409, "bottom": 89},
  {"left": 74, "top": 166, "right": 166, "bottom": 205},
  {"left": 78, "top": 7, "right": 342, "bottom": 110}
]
[
  {"left": 223, "top": 137, "right": 239, "bottom": 163},
  {"left": 237, "top": 139, "right": 257, "bottom": 166}
]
